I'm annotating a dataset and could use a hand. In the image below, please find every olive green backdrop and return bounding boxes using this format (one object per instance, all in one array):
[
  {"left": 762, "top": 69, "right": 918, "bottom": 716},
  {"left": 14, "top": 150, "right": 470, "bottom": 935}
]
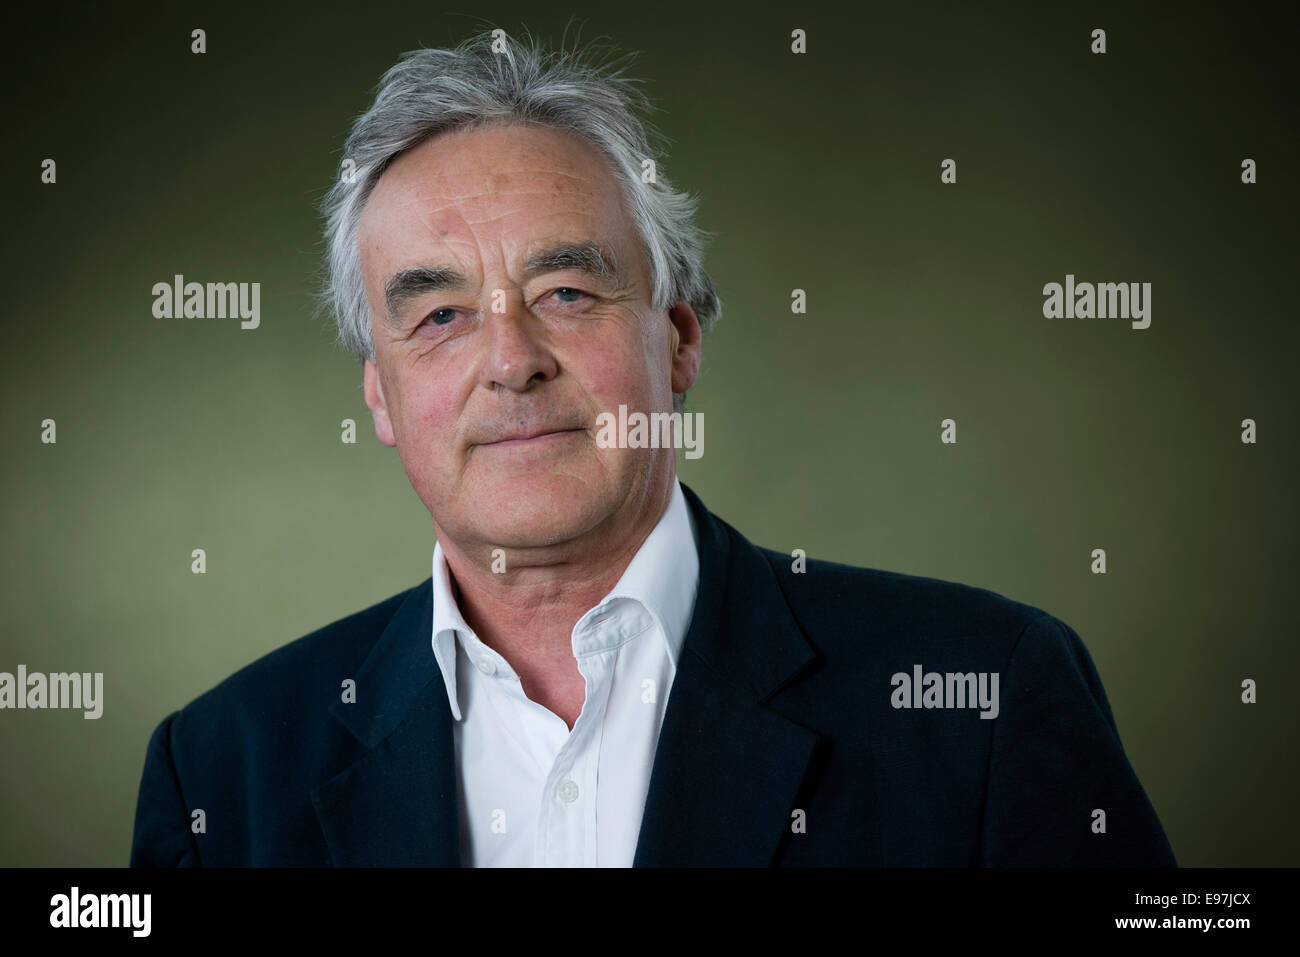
[{"left": 3, "top": 0, "right": 1296, "bottom": 866}]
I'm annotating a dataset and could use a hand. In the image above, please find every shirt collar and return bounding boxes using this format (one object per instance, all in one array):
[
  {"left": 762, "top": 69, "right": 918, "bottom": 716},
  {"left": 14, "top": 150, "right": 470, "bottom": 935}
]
[{"left": 430, "top": 479, "right": 699, "bottom": 722}]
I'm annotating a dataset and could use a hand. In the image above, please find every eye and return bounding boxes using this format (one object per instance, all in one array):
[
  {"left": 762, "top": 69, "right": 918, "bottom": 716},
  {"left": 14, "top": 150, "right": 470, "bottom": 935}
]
[
  {"left": 423, "top": 307, "right": 457, "bottom": 326},
  {"left": 550, "top": 287, "right": 590, "bottom": 304}
]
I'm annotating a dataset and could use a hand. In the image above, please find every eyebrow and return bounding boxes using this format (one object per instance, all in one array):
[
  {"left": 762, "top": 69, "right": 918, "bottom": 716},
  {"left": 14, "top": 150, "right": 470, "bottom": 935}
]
[{"left": 382, "top": 240, "right": 628, "bottom": 324}]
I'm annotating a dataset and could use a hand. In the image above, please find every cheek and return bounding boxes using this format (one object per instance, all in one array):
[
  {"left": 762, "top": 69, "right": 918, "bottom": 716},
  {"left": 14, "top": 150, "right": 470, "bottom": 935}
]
[
  {"left": 391, "top": 376, "right": 458, "bottom": 465},
  {"left": 637, "top": 319, "right": 674, "bottom": 387},
  {"left": 566, "top": 328, "right": 658, "bottom": 404}
]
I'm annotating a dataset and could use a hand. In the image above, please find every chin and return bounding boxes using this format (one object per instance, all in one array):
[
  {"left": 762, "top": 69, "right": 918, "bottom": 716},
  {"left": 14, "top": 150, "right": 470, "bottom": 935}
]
[{"left": 465, "top": 471, "right": 612, "bottom": 549}]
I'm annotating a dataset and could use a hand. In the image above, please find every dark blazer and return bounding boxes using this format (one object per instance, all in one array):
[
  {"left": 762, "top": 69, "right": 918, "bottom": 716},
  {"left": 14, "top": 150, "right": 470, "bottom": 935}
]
[{"left": 130, "top": 483, "right": 1176, "bottom": 866}]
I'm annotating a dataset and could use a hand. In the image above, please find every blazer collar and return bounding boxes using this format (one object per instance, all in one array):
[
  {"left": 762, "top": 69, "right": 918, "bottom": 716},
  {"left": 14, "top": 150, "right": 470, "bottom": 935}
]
[
  {"left": 633, "top": 482, "right": 823, "bottom": 865},
  {"left": 311, "top": 574, "right": 460, "bottom": 865},
  {"left": 312, "top": 481, "right": 822, "bottom": 866}
]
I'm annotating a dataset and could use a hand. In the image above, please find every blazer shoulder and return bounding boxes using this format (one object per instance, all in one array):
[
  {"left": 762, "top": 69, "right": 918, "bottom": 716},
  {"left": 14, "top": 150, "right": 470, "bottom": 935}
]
[
  {"left": 757, "top": 546, "right": 1054, "bottom": 660},
  {"left": 170, "top": 580, "right": 424, "bottom": 729}
]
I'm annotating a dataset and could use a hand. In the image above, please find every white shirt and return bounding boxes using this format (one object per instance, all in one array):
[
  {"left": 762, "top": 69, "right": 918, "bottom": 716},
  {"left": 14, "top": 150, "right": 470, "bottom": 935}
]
[{"left": 430, "top": 479, "right": 700, "bottom": 867}]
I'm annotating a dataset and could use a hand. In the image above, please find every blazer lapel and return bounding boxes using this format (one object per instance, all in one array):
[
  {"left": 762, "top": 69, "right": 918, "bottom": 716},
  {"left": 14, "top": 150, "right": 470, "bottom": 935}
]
[
  {"left": 633, "top": 484, "right": 824, "bottom": 866},
  {"left": 311, "top": 579, "right": 462, "bottom": 866}
]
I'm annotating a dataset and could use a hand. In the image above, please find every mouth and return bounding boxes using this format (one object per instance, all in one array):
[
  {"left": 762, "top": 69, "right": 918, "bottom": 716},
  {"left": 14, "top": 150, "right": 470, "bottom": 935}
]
[{"left": 477, "top": 428, "right": 587, "bottom": 449}]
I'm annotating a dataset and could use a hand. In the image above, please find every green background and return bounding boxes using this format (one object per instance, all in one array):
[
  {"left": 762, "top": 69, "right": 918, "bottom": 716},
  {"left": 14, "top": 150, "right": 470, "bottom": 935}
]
[{"left": 3, "top": 0, "right": 1296, "bottom": 866}]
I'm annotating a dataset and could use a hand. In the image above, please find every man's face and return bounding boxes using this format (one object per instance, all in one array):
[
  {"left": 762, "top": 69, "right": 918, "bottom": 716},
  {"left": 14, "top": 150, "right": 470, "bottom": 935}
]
[{"left": 358, "top": 121, "right": 699, "bottom": 554}]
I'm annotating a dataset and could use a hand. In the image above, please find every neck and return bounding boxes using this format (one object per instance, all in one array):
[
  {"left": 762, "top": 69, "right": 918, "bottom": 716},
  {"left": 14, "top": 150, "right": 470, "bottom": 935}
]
[{"left": 437, "top": 475, "right": 675, "bottom": 669}]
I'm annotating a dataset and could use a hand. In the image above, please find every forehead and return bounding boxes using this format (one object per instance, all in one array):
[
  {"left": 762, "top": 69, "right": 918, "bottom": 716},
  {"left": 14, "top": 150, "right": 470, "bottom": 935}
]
[{"left": 357, "top": 122, "right": 633, "bottom": 263}]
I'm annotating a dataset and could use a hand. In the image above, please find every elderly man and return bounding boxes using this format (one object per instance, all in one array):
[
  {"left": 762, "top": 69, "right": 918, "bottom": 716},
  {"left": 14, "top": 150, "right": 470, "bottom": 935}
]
[{"left": 131, "top": 29, "right": 1176, "bottom": 867}]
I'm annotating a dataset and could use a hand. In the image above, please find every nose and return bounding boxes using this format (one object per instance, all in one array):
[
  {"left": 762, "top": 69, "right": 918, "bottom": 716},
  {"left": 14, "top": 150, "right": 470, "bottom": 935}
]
[{"left": 477, "top": 292, "right": 559, "bottom": 394}]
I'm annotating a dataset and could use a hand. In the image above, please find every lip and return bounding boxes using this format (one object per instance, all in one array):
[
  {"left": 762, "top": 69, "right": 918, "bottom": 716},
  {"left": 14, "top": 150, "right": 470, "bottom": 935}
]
[{"left": 478, "top": 428, "right": 586, "bottom": 449}]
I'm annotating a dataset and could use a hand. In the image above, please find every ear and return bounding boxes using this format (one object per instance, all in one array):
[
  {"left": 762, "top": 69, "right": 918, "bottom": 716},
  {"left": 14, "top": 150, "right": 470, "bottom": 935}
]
[
  {"left": 362, "top": 359, "right": 398, "bottom": 447},
  {"left": 667, "top": 301, "right": 703, "bottom": 397}
]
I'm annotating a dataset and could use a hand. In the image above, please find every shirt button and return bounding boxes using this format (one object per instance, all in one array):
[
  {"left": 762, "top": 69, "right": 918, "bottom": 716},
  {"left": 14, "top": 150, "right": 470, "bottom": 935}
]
[
  {"left": 555, "top": 779, "right": 579, "bottom": 803},
  {"left": 475, "top": 657, "right": 496, "bottom": 676}
]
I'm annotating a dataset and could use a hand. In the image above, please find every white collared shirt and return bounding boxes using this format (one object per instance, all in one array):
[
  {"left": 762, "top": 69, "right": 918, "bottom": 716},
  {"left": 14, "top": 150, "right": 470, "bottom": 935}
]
[{"left": 430, "top": 479, "right": 700, "bottom": 867}]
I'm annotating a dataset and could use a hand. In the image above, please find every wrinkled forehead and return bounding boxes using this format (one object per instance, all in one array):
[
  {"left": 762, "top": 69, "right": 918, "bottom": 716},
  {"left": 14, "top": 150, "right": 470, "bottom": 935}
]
[{"left": 357, "top": 122, "right": 638, "bottom": 271}]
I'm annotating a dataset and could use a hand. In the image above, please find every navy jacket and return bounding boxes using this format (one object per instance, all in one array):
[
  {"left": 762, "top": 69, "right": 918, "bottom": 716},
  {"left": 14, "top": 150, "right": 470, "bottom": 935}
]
[{"left": 130, "top": 483, "right": 1176, "bottom": 866}]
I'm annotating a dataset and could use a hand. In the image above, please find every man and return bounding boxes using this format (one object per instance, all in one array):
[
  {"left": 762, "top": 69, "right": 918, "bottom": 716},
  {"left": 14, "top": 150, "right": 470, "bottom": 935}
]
[{"left": 131, "top": 29, "right": 1176, "bottom": 867}]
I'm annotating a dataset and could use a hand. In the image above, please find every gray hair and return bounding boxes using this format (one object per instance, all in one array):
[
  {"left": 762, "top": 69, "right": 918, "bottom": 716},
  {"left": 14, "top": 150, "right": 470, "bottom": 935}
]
[{"left": 317, "top": 26, "right": 721, "bottom": 412}]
